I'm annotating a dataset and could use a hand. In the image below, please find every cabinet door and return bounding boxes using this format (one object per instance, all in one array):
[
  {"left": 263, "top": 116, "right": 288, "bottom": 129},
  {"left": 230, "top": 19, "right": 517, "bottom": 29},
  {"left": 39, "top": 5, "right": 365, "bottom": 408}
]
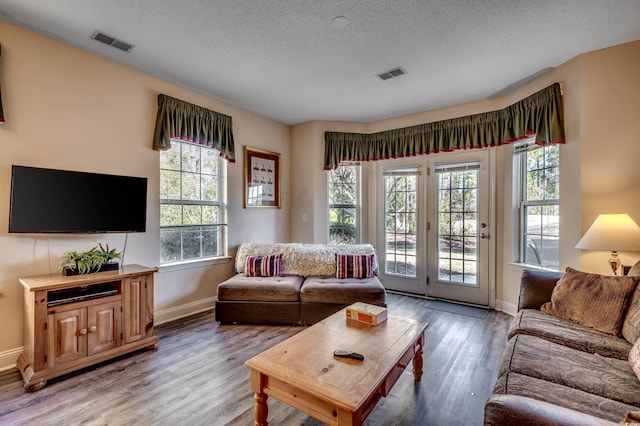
[
  {"left": 87, "top": 301, "right": 122, "bottom": 356},
  {"left": 47, "top": 308, "right": 87, "bottom": 368},
  {"left": 124, "top": 275, "right": 146, "bottom": 343}
]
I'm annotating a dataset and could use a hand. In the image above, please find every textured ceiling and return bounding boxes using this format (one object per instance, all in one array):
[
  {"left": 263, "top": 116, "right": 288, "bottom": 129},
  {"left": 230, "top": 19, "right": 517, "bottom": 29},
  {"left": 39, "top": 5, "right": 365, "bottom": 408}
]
[{"left": 1, "top": 0, "right": 640, "bottom": 125}]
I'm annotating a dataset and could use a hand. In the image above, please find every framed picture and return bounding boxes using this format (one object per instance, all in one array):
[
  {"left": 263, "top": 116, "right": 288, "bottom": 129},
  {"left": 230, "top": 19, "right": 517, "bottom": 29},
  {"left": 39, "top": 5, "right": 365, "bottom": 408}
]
[{"left": 244, "top": 146, "right": 281, "bottom": 208}]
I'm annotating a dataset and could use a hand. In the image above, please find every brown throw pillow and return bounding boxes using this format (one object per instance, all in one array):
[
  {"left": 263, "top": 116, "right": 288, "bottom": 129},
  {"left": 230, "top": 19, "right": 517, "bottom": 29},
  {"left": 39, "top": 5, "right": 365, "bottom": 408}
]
[{"left": 541, "top": 267, "right": 639, "bottom": 336}]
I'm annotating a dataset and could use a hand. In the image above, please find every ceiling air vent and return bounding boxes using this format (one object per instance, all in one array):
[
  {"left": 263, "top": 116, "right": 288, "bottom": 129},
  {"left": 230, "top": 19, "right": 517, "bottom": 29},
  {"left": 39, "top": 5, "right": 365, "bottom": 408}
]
[
  {"left": 91, "top": 31, "right": 134, "bottom": 53},
  {"left": 377, "top": 66, "right": 406, "bottom": 81}
]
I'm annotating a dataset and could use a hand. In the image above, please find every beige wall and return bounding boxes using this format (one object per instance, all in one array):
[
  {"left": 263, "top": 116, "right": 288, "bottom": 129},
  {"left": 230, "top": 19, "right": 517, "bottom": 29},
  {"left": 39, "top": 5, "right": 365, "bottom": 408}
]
[
  {"left": 578, "top": 41, "right": 640, "bottom": 273},
  {"left": 0, "top": 22, "right": 290, "bottom": 367}
]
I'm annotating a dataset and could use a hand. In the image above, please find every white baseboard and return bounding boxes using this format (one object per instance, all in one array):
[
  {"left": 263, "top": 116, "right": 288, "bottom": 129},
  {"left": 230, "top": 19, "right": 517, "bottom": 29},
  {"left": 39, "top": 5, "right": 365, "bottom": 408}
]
[
  {"left": 154, "top": 297, "right": 216, "bottom": 325},
  {"left": 495, "top": 299, "right": 518, "bottom": 317},
  {"left": 0, "top": 346, "right": 23, "bottom": 373}
]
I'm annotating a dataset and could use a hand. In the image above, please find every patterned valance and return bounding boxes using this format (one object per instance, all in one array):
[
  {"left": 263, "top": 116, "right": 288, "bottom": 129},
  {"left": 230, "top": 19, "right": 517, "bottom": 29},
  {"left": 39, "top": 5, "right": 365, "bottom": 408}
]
[
  {"left": 324, "top": 83, "right": 565, "bottom": 170},
  {"left": 153, "top": 94, "right": 235, "bottom": 162}
]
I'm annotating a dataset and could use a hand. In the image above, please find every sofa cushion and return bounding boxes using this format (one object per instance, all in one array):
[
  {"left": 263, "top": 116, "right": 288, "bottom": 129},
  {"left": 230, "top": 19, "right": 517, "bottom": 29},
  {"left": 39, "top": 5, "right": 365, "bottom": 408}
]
[
  {"left": 335, "top": 253, "right": 375, "bottom": 279},
  {"left": 622, "top": 285, "right": 640, "bottom": 344},
  {"left": 300, "top": 276, "right": 386, "bottom": 305},
  {"left": 499, "top": 334, "right": 640, "bottom": 406},
  {"left": 510, "top": 309, "right": 632, "bottom": 360},
  {"left": 245, "top": 254, "right": 282, "bottom": 277},
  {"left": 492, "top": 372, "right": 640, "bottom": 423},
  {"left": 540, "top": 268, "right": 638, "bottom": 336},
  {"left": 216, "top": 273, "right": 303, "bottom": 302},
  {"left": 629, "top": 338, "right": 640, "bottom": 381}
]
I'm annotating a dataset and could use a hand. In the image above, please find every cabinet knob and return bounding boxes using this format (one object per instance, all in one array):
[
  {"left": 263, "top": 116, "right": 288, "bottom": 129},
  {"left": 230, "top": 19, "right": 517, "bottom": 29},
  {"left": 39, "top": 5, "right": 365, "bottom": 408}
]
[
  {"left": 88, "top": 326, "right": 97, "bottom": 333},
  {"left": 78, "top": 328, "right": 88, "bottom": 336}
]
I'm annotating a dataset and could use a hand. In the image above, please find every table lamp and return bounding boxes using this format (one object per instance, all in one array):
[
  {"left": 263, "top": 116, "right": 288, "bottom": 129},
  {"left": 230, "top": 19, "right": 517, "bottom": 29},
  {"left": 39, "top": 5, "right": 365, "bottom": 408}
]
[{"left": 575, "top": 214, "right": 640, "bottom": 275}]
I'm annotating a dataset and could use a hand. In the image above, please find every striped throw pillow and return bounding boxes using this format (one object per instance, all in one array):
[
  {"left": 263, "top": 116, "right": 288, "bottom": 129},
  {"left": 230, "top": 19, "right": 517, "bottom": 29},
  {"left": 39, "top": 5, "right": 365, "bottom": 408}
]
[
  {"left": 245, "top": 254, "right": 283, "bottom": 277},
  {"left": 336, "top": 253, "right": 375, "bottom": 279}
]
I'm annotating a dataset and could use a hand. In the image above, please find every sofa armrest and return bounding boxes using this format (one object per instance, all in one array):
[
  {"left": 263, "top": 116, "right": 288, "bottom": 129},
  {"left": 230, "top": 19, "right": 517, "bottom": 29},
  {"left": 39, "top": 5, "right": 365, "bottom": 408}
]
[
  {"left": 518, "top": 269, "right": 564, "bottom": 311},
  {"left": 484, "top": 394, "right": 617, "bottom": 426}
]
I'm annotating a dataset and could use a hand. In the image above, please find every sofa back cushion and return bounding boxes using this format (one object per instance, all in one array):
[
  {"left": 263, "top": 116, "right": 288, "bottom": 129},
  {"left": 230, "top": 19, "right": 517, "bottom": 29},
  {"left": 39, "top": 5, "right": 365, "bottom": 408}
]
[
  {"left": 540, "top": 267, "right": 639, "bottom": 336},
  {"left": 630, "top": 338, "right": 640, "bottom": 382},
  {"left": 623, "top": 285, "right": 640, "bottom": 344},
  {"left": 629, "top": 260, "right": 640, "bottom": 277},
  {"left": 623, "top": 261, "right": 640, "bottom": 343}
]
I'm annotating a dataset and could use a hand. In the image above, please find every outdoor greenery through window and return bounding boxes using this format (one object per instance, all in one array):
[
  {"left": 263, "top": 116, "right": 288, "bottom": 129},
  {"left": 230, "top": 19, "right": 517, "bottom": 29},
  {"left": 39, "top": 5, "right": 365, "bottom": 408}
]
[
  {"left": 160, "top": 140, "right": 226, "bottom": 264},
  {"left": 384, "top": 170, "right": 418, "bottom": 277},
  {"left": 328, "top": 164, "right": 360, "bottom": 244},
  {"left": 518, "top": 142, "right": 560, "bottom": 269},
  {"left": 436, "top": 163, "right": 480, "bottom": 285}
]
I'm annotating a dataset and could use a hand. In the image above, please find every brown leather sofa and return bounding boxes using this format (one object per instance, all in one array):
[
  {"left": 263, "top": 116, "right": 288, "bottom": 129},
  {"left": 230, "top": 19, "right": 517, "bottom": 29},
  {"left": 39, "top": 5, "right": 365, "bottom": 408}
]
[
  {"left": 484, "top": 268, "right": 640, "bottom": 425},
  {"left": 215, "top": 243, "right": 386, "bottom": 325}
]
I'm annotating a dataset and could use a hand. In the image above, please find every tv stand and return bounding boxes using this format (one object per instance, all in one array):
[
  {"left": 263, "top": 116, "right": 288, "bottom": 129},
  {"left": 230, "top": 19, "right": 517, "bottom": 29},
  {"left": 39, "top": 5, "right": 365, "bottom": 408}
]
[{"left": 17, "top": 264, "right": 159, "bottom": 391}]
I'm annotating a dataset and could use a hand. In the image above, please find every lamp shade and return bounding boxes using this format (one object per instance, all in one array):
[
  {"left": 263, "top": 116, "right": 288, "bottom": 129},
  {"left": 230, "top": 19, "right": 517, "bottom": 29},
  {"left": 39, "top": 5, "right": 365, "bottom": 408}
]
[{"left": 575, "top": 214, "right": 640, "bottom": 251}]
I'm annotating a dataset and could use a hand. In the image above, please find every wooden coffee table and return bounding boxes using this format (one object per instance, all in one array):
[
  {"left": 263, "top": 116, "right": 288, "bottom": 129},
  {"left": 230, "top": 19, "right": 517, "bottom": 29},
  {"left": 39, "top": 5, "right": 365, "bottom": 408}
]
[{"left": 245, "top": 309, "right": 428, "bottom": 426}]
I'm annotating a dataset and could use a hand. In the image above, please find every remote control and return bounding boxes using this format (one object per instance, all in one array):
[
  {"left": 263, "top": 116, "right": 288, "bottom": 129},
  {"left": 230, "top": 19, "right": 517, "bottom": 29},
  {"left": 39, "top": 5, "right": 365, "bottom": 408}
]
[{"left": 333, "top": 350, "right": 365, "bottom": 361}]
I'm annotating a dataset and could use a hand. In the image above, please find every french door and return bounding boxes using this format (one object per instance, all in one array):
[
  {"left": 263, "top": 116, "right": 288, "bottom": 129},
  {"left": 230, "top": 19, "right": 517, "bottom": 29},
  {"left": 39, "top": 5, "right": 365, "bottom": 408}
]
[
  {"left": 426, "top": 151, "right": 491, "bottom": 305},
  {"left": 379, "top": 165, "right": 426, "bottom": 295},
  {"left": 378, "top": 151, "right": 491, "bottom": 306}
]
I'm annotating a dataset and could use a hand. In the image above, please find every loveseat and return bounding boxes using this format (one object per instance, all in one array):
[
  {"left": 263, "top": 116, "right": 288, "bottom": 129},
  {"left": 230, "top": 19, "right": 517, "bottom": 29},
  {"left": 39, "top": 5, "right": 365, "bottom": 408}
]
[
  {"left": 484, "top": 265, "right": 640, "bottom": 425},
  {"left": 215, "top": 243, "right": 386, "bottom": 325}
]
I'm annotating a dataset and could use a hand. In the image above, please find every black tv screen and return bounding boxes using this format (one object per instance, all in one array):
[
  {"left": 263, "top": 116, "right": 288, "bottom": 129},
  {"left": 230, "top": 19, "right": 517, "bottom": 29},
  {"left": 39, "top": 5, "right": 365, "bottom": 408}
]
[{"left": 9, "top": 165, "right": 147, "bottom": 233}]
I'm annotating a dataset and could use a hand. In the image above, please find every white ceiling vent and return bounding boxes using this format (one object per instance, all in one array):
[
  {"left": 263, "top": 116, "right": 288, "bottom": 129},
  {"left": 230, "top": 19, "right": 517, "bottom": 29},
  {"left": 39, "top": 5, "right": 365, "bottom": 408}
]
[
  {"left": 377, "top": 66, "right": 406, "bottom": 81},
  {"left": 91, "top": 31, "right": 134, "bottom": 53}
]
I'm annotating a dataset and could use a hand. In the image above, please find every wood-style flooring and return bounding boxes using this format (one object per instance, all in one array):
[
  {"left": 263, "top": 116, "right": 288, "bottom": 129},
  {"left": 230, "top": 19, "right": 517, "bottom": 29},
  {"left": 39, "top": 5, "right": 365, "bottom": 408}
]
[{"left": 0, "top": 293, "right": 511, "bottom": 426}]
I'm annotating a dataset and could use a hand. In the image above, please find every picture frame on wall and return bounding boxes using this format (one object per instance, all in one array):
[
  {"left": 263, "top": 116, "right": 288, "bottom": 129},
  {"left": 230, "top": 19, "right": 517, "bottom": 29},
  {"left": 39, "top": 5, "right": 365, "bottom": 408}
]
[{"left": 244, "top": 146, "right": 281, "bottom": 208}]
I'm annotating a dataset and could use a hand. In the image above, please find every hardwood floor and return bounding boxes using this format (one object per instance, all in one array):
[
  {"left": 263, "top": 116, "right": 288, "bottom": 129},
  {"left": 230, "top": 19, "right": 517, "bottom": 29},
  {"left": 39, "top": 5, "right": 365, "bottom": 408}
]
[{"left": 0, "top": 293, "right": 511, "bottom": 426}]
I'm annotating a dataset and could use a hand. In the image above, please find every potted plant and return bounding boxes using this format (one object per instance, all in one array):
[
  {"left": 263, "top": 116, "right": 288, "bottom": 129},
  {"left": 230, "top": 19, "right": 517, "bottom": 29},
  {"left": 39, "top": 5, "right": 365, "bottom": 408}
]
[
  {"left": 59, "top": 244, "right": 122, "bottom": 276},
  {"left": 95, "top": 243, "right": 122, "bottom": 272}
]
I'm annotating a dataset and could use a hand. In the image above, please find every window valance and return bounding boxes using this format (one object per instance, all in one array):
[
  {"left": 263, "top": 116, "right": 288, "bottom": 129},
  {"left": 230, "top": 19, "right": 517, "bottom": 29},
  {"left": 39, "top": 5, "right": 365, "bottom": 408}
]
[
  {"left": 153, "top": 94, "right": 235, "bottom": 162},
  {"left": 324, "top": 83, "right": 564, "bottom": 170}
]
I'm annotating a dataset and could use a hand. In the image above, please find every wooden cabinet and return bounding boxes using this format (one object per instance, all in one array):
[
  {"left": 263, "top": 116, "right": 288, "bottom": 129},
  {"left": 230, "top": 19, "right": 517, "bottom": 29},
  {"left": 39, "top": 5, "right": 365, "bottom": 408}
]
[
  {"left": 47, "top": 300, "right": 122, "bottom": 367},
  {"left": 17, "top": 264, "right": 158, "bottom": 391}
]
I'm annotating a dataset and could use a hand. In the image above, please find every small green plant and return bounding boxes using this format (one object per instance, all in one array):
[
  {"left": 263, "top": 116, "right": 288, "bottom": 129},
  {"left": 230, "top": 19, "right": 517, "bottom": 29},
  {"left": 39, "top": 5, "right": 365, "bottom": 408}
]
[
  {"left": 97, "top": 243, "right": 122, "bottom": 265},
  {"left": 59, "top": 244, "right": 122, "bottom": 274}
]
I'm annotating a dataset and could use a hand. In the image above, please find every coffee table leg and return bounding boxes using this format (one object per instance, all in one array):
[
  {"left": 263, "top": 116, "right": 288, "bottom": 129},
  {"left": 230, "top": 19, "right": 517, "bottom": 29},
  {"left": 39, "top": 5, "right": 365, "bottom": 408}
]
[
  {"left": 251, "top": 370, "right": 269, "bottom": 426},
  {"left": 412, "top": 333, "right": 424, "bottom": 381},
  {"left": 254, "top": 391, "right": 268, "bottom": 426}
]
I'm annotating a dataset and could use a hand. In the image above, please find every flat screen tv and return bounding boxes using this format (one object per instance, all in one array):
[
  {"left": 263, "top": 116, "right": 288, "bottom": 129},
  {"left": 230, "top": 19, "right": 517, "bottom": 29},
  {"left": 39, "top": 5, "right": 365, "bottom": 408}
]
[{"left": 9, "top": 165, "right": 147, "bottom": 233}]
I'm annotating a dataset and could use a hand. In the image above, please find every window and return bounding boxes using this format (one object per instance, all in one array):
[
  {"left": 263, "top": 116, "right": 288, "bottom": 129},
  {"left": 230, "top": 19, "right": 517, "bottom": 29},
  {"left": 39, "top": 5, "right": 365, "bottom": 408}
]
[
  {"left": 160, "top": 140, "right": 226, "bottom": 264},
  {"left": 383, "top": 169, "right": 418, "bottom": 277},
  {"left": 436, "top": 163, "right": 480, "bottom": 285},
  {"left": 516, "top": 141, "right": 560, "bottom": 269},
  {"left": 328, "top": 164, "right": 360, "bottom": 244}
]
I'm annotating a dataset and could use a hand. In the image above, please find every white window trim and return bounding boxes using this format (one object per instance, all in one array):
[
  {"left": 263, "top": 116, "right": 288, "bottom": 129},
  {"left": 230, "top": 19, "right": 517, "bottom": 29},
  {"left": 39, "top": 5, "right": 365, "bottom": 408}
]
[
  {"left": 327, "top": 163, "right": 362, "bottom": 244},
  {"left": 515, "top": 139, "right": 560, "bottom": 269},
  {"left": 160, "top": 140, "right": 228, "bottom": 266}
]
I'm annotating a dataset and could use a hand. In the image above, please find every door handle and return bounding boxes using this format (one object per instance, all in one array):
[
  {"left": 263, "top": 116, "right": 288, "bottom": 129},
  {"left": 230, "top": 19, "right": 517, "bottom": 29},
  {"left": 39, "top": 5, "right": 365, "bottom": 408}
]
[{"left": 480, "top": 233, "right": 489, "bottom": 239}]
